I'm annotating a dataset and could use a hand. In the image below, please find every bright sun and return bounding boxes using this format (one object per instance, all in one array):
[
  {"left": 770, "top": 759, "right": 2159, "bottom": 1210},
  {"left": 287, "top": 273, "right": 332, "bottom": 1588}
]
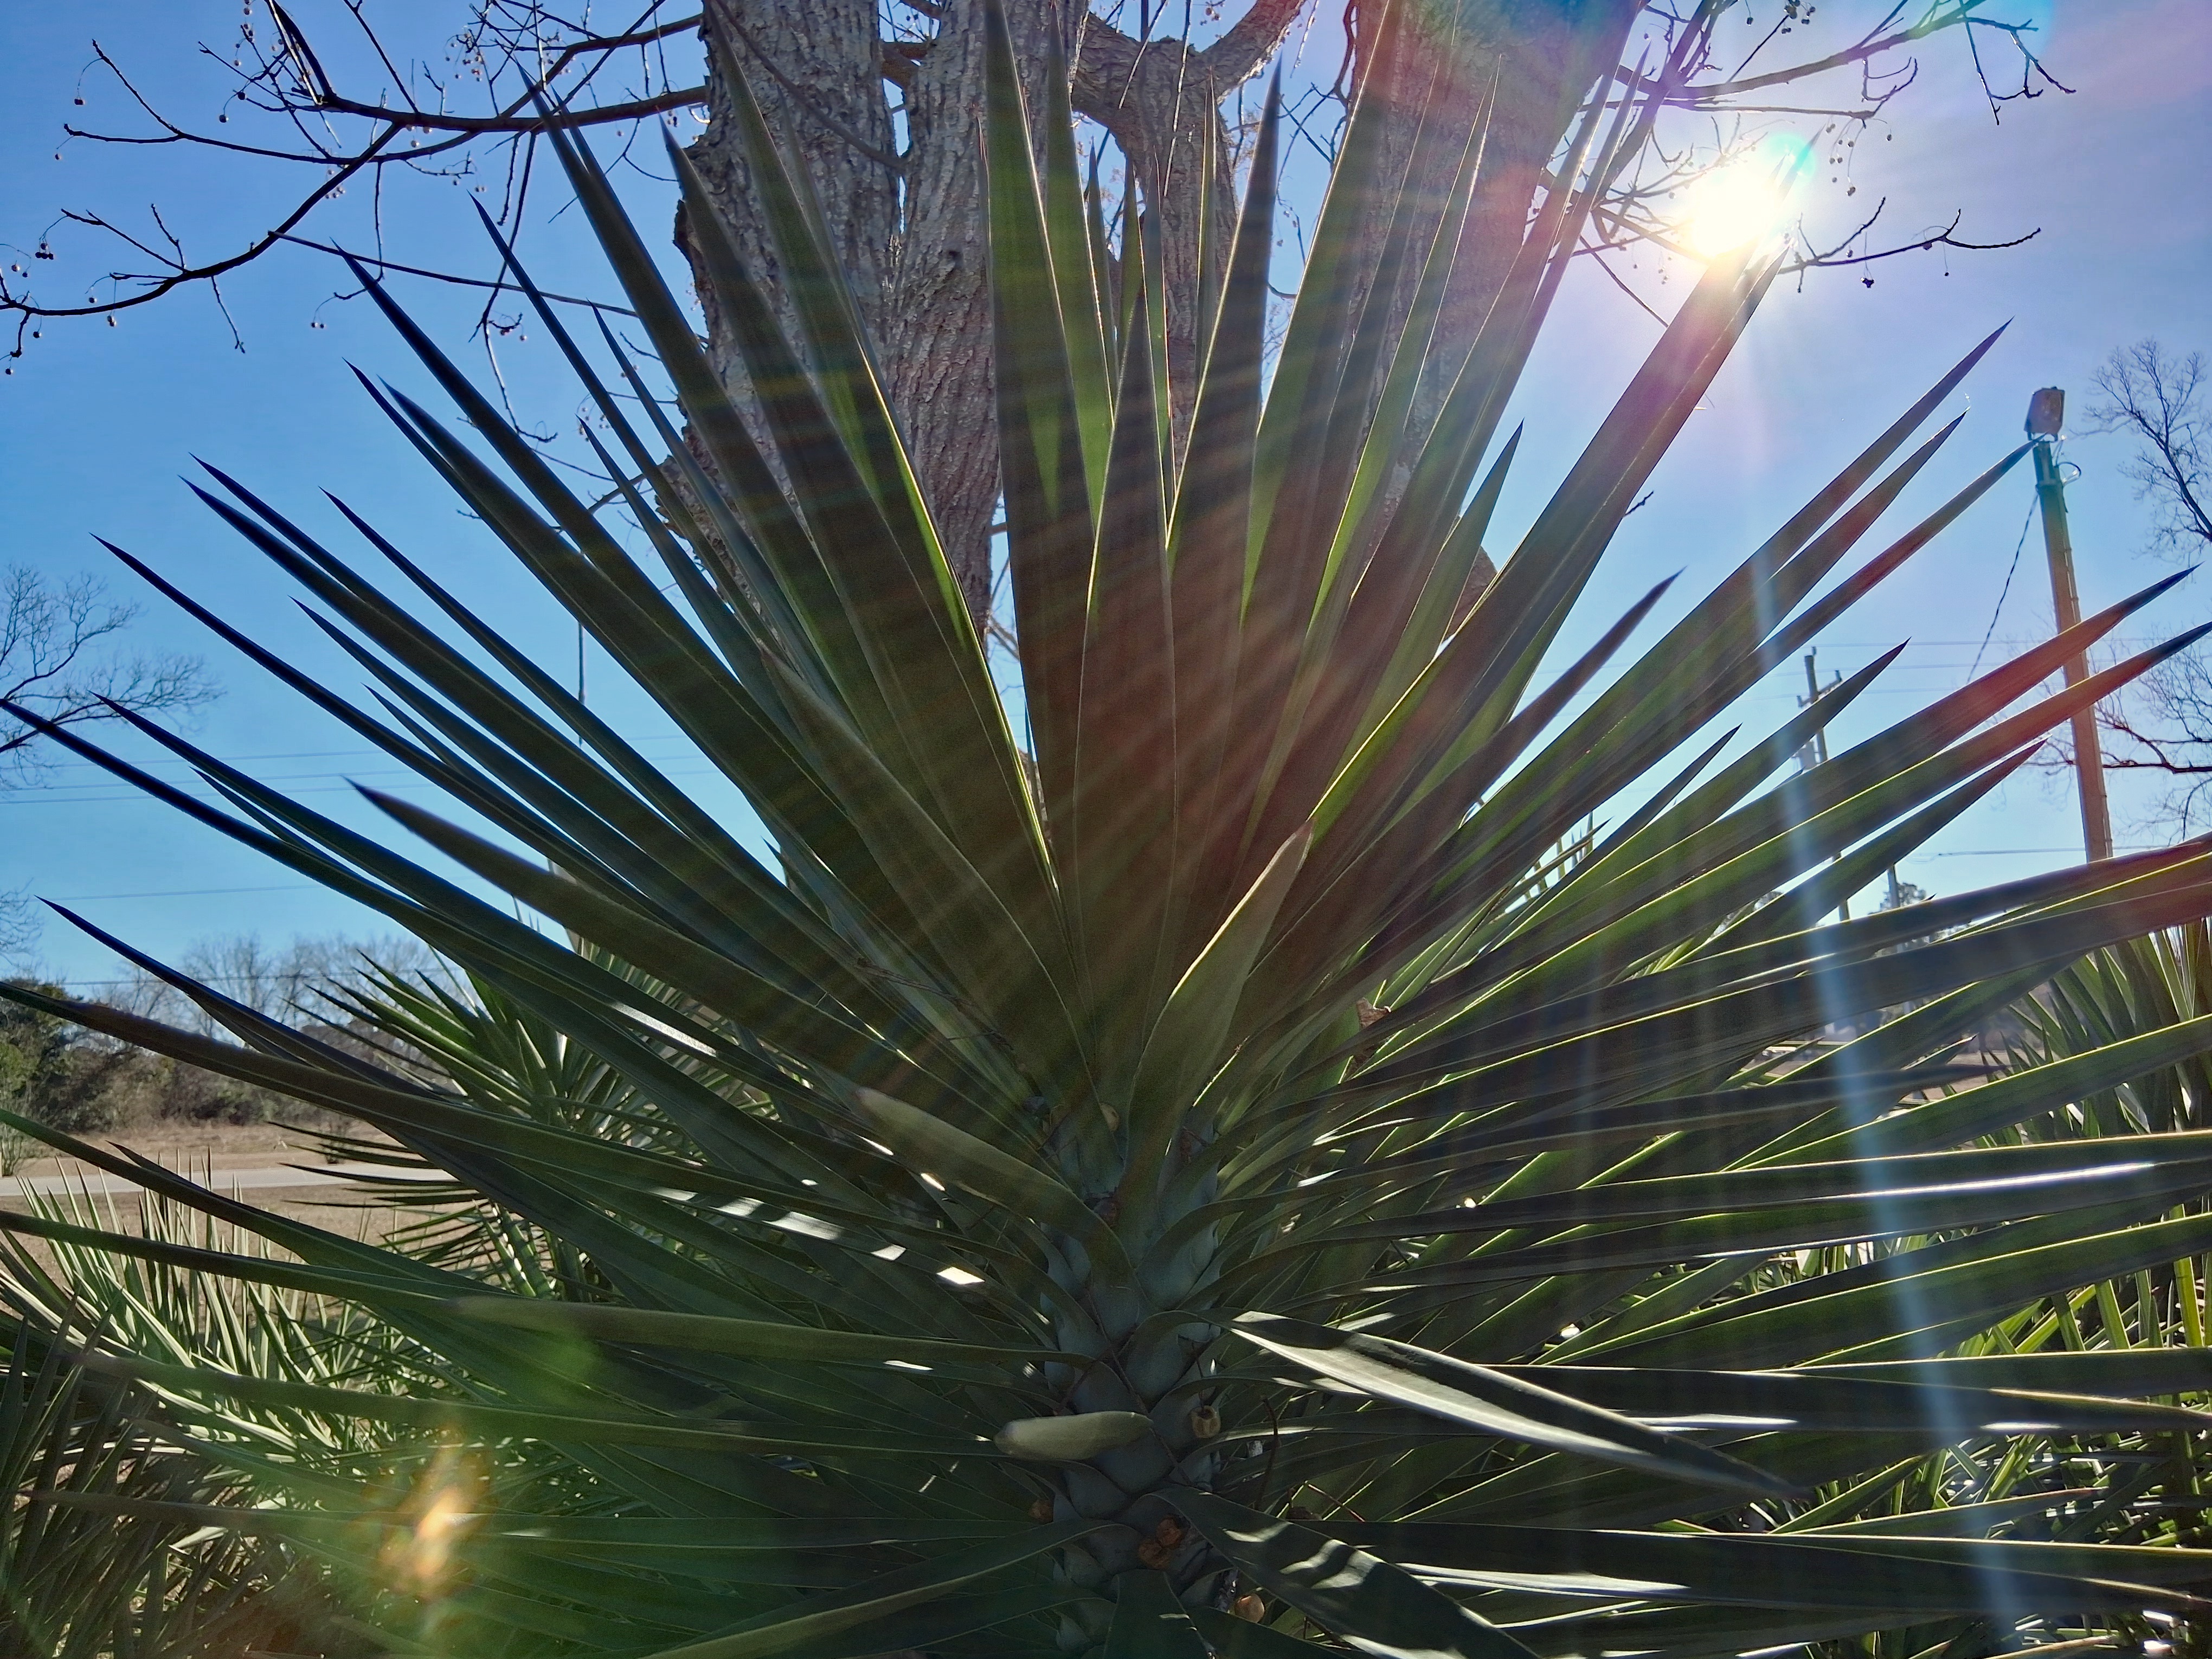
[{"left": 1680, "top": 147, "right": 1802, "bottom": 259}]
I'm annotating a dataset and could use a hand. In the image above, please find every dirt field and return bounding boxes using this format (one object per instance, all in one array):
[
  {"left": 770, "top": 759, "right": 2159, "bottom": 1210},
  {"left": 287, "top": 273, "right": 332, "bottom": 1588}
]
[
  {"left": 10, "top": 1120, "right": 338, "bottom": 1172},
  {"left": 0, "top": 1119, "right": 427, "bottom": 1243}
]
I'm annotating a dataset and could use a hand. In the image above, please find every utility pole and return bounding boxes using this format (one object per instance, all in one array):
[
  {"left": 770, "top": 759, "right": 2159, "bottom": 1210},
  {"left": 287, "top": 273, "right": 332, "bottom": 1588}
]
[
  {"left": 1798, "top": 648, "right": 1849, "bottom": 920},
  {"left": 1798, "top": 650, "right": 1835, "bottom": 770},
  {"left": 2027, "top": 388, "right": 2114, "bottom": 863}
]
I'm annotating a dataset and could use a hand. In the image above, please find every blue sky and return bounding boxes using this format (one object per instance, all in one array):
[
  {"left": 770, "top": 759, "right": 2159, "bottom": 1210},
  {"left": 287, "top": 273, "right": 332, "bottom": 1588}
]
[{"left": 1, "top": 0, "right": 2208, "bottom": 990}]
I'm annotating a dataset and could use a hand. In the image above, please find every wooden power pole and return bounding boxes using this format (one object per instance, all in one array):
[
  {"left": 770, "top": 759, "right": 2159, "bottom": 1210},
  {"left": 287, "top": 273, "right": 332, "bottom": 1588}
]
[
  {"left": 1798, "top": 650, "right": 1850, "bottom": 919},
  {"left": 2028, "top": 387, "right": 2114, "bottom": 863}
]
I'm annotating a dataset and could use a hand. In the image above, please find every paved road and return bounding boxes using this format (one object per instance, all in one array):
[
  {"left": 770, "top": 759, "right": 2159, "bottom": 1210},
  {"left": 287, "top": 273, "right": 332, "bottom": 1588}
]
[{"left": 0, "top": 1162, "right": 446, "bottom": 1202}]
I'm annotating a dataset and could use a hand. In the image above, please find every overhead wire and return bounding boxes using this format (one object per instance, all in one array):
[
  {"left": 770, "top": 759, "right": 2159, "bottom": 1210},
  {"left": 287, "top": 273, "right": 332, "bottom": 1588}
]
[{"left": 1967, "top": 498, "right": 2040, "bottom": 681}]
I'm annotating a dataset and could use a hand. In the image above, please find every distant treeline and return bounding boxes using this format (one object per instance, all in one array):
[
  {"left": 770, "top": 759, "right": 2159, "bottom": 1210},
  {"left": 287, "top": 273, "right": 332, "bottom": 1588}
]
[{"left": 1, "top": 934, "right": 438, "bottom": 1149}]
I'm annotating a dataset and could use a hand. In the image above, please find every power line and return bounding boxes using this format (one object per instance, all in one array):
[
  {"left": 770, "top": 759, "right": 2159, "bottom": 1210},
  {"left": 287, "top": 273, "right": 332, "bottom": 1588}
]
[
  {"left": 1, "top": 763, "right": 729, "bottom": 807},
  {"left": 1928, "top": 845, "right": 2168, "bottom": 857},
  {"left": 41, "top": 884, "right": 320, "bottom": 902},
  {"left": 1795, "top": 637, "right": 2170, "bottom": 649},
  {"left": 1969, "top": 499, "right": 2040, "bottom": 680}
]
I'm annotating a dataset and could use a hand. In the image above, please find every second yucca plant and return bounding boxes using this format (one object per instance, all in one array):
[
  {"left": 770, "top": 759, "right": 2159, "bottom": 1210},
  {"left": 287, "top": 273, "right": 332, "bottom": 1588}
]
[{"left": 9, "top": 4, "right": 2212, "bottom": 1653}]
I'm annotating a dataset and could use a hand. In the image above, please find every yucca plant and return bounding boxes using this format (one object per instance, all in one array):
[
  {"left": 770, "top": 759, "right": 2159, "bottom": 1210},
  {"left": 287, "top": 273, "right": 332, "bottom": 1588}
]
[
  {"left": 1, "top": 1311, "right": 356, "bottom": 1658},
  {"left": 2024, "top": 920, "right": 2212, "bottom": 1090},
  {"left": 1756, "top": 924, "right": 2212, "bottom": 1659},
  {"left": 10, "top": 3, "right": 2212, "bottom": 1651},
  {"left": 1992, "top": 919, "right": 2212, "bottom": 1367}
]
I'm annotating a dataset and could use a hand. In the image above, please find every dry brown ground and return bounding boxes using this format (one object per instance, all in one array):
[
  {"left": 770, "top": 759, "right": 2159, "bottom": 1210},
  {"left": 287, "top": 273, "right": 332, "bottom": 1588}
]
[
  {"left": 16, "top": 1120, "right": 335, "bottom": 1172},
  {"left": 3, "top": 1118, "right": 424, "bottom": 1245}
]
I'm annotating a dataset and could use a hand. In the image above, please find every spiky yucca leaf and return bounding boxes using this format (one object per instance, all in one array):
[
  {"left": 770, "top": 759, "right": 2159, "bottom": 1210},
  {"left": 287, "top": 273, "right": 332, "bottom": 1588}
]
[
  {"left": 0, "top": 1311, "right": 361, "bottom": 1658},
  {"left": 8, "top": 9, "right": 2212, "bottom": 1655},
  {"left": 1744, "top": 921, "right": 2212, "bottom": 1659}
]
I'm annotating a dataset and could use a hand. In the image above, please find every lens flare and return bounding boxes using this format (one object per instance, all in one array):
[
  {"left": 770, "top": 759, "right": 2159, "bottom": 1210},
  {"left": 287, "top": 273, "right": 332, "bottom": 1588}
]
[
  {"left": 1679, "top": 138, "right": 1809, "bottom": 259},
  {"left": 377, "top": 1439, "right": 484, "bottom": 1599}
]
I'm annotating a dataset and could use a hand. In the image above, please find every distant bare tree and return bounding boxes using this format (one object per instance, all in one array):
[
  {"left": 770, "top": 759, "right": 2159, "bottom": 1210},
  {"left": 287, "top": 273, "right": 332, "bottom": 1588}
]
[
  {"left": 2075, "top": 340, "right": 2212, "bottom": 829},
  {"left": 2088, "top": 340, "right": 2212, "bottom": 557},
  {"left": 0, "top": 565, "right": 217, "bottom": 784},
  {"left": 1, "top": 565, "right": 217, "bottom": 962},
  {"left": 130, "top": 930, "right": 442, "bottom": 1041},
  {"left": 119, "top": 931, "right": 447, "bottom": 1121},
  {"left": 1, "top": 932, "right": 440, "bottom": 1134}
]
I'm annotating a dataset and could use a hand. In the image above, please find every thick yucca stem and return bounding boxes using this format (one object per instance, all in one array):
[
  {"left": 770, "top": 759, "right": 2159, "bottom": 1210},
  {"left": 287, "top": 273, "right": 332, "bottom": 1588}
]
[
  {"left": 1042, "top": 1325, "right": 1224, "bottom": 1647},
  {"left": 1033, "top": 1136, "right": 1230, "bottom": 1645}
]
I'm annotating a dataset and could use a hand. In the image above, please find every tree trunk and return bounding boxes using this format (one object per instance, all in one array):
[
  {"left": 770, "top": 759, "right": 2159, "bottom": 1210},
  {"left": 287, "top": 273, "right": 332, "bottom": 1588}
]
[
  {"left": 1366, "top": 0, "right": 1642, "bottom": 450},
  {"left": 1070, "top": 0, "right": 1308, "bottom": 452},
  {"left": 686, "top": 0, "right": 1076, "bottom": 618},
  {"left": 677, "top": 0, "right": 1639, "bottom": 623},
  {"left": 884, "top": 0, "right": 1078, "bottom": 618},
  {"left": 1342, "top": 0, "right": 1641, "bottom": 608}
]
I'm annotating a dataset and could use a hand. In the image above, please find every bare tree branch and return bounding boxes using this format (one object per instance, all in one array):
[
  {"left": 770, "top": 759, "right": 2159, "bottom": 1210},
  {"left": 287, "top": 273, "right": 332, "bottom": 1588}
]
[
  {"left": 1626, "top": 0, "right": 2069, "bottom": 112},
  {"left": 1198, "top": 0, "right": 1313, "bottom": 87},
  {"left": 2085, "top": 340, "right": 2212, "bottom": 557},
  {"left": 1782, "top": 202, "right": 2040, "bottom": 273},
  {"left": 2087, "top": 652, "right": 2212, "bottom": 838},
  {"left": 4, "top": 0, "right": 2066, "bottom": 369},
  {"left": 278, "top": 237, "right": 640, "bottom": 317},
  {"left": 2098, "top": 708, "right": 2212, "bottom": 777},
  {"left": 1573, "top": 0, "right": 2055, "bottom": 303},
  {"left": 0, "top": 567, "right": 218, "bottom": 785},
  {"left": 3, "top": 3, "right": 711, "bottom": 358}
]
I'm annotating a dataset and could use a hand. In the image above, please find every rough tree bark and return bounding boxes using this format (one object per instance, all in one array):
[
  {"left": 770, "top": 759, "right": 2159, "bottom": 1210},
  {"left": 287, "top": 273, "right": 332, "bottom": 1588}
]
[
  {"left": 679, "top": 0, "right": 1649, "bottom": 619},
  {"left": 686, "top": 0, "right": 1084, "bottom": 617},
  {"left": 1359, "top": 1, "right": 1643, "bottom": 447},
  {"left": 1070, "top": 0, "right": 1311, "bottom": 445}
]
